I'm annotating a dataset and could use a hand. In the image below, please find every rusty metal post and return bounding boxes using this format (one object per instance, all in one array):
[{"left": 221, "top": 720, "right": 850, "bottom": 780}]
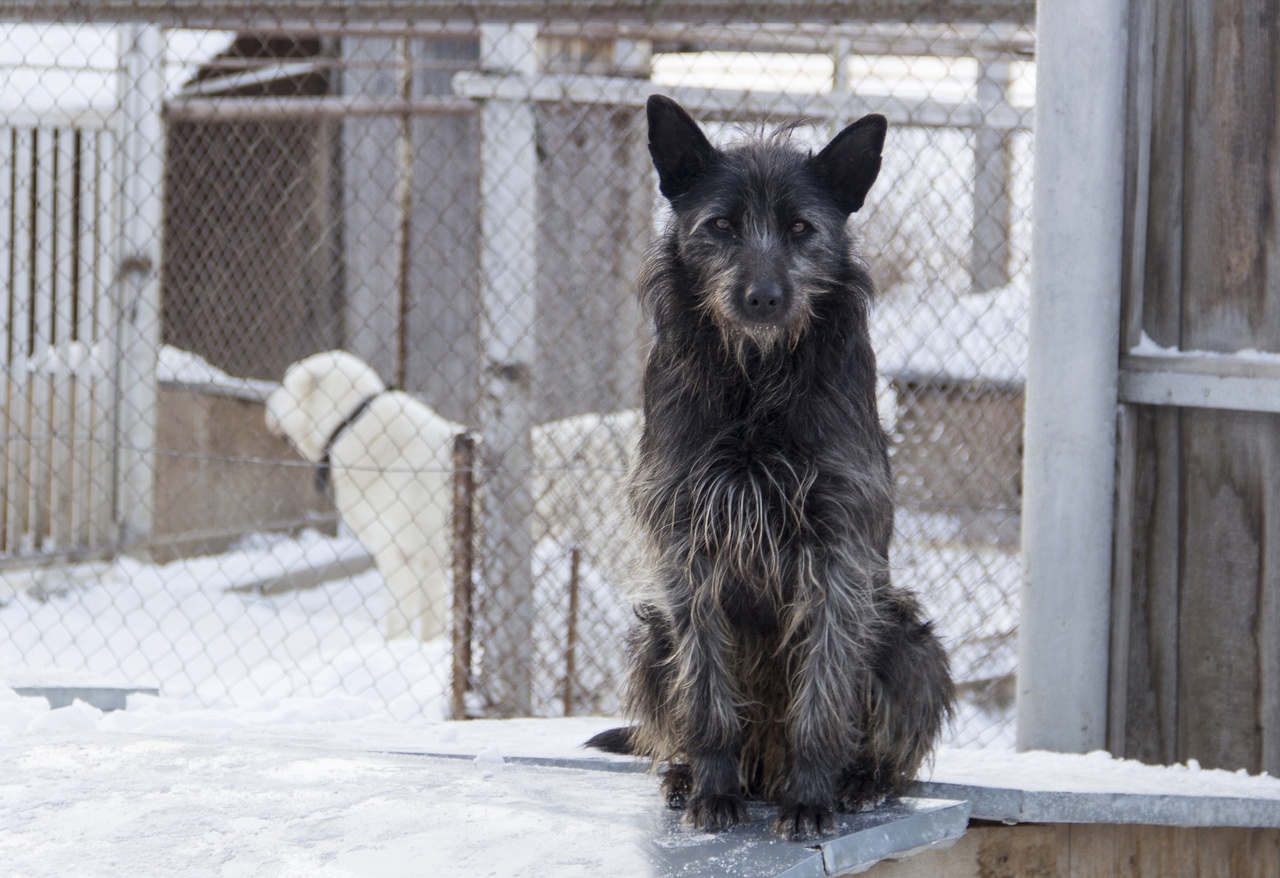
[
  {"left": 450, "top": 432, "right": 476, "bottom": 720},
  {"left": 394, "top": 34, "right": 414, "bottom": 389},
  {"left": 564, "top": 545, "right": 581, "bottom": 717}
]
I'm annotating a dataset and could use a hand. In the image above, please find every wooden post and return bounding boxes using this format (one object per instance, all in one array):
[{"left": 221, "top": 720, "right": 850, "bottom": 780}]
[
  {"left": 115, "top": 25, "right": 165, "bottom": 555},
  {"left": 394, "top": 35, "right": 414, "bottom": 391},
  {"left": 971, "top": 58, "right": 1012, "bottom": 294},
  {"left": 564, "top": 545, "right": 581, "bottom": 717},
  {"left": 475, "top": 22, "right": 539, "bottom": 716},
  {"left": 450, "top": 432, "right": 476, "bottom": 721}
]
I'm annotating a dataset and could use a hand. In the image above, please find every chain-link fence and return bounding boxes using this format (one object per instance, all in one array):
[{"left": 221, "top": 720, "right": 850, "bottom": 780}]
[{"left": 0, "top": 3, "right": 1033, "bottom": 747}]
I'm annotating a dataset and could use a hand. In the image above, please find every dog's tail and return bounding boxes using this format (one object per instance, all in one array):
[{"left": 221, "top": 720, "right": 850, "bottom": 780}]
[{"left": 584, "top": 726, "right": 639, "bottom": 755}]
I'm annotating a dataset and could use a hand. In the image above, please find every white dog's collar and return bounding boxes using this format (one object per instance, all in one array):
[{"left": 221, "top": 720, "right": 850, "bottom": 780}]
[{"left": 315, "top": 393, "right": 382, "bottom": 493}]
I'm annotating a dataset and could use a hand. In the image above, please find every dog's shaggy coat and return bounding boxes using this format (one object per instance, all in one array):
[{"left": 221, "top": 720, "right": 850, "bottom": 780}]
[{"left": 588, "top": 97, "right": 953, "bottom": 840}]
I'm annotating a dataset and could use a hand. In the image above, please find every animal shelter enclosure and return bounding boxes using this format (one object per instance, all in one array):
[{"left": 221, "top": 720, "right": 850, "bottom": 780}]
[{"left": 0, "top": 2, "right": 1034, "bottom": 747}]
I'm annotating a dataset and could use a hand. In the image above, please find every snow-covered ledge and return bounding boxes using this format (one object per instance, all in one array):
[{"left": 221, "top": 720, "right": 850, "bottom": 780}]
[{"left": 408, "top": 719, "right": 1280, "bottom": 831}]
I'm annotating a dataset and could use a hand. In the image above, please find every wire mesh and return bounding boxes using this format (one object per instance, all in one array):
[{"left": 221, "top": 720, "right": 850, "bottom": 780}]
[{"left": 0, "top": 5, "right": 1033, "bottom": 747}]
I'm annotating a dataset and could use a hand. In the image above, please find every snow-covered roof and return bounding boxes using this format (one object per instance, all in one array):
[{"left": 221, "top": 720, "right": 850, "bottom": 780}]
[
  {"left": 0, "top": 24, "right": 232, "bottom": 117},
  {"left": 873, "top": 278, "right": 1029, "bottom": 388}
]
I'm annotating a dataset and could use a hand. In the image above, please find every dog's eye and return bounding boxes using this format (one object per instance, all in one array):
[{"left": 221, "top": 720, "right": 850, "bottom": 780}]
[
  {"left": 713, "top": 217, "right": 733, "bottom": 232},
  {"left": 789, "top": 220, "right": 810, "bottom": 236}
]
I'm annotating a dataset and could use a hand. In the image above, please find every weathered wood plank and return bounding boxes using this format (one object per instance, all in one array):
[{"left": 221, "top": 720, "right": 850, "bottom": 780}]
[
  {"left": 1134, "top": 0, "right": 1186, "bottom": 350},
  {"left": 864, "top": 824, "right": 1280, "bottom": 878},
  {"left": 341, "top": 35, "right": 481, "bottom": 423},
  {"left": 861, "top": 824, "right": 1068, "bottom": 877},
  {"left": 30, "top": 126, "right": 57, "bottom": 552},
  {"left": 50, "top": 127, "right": 78, "bottom": 553},
  {"left": 1117, "top": 0, "right": 1280, "bottom": 776},
  {"left": 1169, "top": 0, "right": 1280, "bottom": 776},
  {"left": 1180, "top": 0, "right": 1280, "bottom": 355},
  {"left": 534, "top": 101, "right": 649, "bottom": 420},
  {"left": 1177, "top": 410, "right": 1268, "bottom": 773},
  {"left": 90, "top": 127, "right": 118, "bottom": 548},
  {"left": 71, "top": 129, "right": 94, "bottom": 549},
  {"left": 1117, "top": 406, "right": 1181, "bottom": 765}
]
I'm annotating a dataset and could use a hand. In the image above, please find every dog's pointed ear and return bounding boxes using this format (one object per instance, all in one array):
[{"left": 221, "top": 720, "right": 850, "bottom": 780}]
[
  {"left": 812, "top": 114, "right": 887, "bottom": 215},
  {"left": 647, "top": 95, "right": 715, "bottom": 201}
]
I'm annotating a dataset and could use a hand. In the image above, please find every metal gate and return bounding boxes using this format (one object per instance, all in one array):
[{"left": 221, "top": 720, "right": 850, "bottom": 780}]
[{"left": 1, "top": 24, "right": 163, "bottom": 566}]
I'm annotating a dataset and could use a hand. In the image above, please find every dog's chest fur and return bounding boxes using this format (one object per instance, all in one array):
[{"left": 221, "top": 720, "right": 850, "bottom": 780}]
[{"left": 633, "top": 322, "right": 890, "bottom": 634}]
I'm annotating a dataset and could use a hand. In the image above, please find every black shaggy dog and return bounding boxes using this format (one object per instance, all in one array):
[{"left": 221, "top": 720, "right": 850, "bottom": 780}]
[{"left": 587, "top": 96, "right": 954, "bottom": 840}]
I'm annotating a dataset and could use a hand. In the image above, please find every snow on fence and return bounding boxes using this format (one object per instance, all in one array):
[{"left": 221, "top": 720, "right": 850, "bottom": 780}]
[{"left": 0, "top": 5, "right": 1034, "bottom": 748}]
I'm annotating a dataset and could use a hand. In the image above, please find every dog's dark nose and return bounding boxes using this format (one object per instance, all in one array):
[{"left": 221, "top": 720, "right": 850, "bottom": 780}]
[{"left": 744, "top": 283, "right": 785, "bottom": 318}]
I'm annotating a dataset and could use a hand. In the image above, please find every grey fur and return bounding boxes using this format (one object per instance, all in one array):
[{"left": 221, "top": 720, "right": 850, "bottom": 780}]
[{"left": 590, "top": 96, "right": 954, "bottom": 841}]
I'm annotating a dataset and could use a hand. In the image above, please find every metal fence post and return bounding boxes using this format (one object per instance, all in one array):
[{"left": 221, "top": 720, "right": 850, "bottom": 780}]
[
  {"left": 971, "top": 58, "right": 1012, "bottom": 293},
  {"left": 475, "top": 22, "right": 539, "bottom": 716},
  {"left": 1018, "top": 0, "right": 1127, "bottom": 753},
  {"left": 115, "top": 24, "right": 165, "bottom": 555}
]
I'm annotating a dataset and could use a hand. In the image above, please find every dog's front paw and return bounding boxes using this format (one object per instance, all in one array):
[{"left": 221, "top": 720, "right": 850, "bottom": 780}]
[
  {"left": 662, "top": 763, "right": 692, "bottom": 810},
  {"left": 836, "top": 790, "right": 888, "bottom": 813},
  {"left": 836, "top": 762, "right": 895, "bottom": 813},
  {"left": 685, "top": 793, "right": 746, "bottom": 832},
  {"left": 771, "top": 803, "right": 835, "bottom": 840}
]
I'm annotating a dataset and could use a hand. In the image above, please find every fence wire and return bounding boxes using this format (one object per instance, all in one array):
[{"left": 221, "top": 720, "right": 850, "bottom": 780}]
[{"left": 0, "top": 4, "right": 1033, "bottom": 747}]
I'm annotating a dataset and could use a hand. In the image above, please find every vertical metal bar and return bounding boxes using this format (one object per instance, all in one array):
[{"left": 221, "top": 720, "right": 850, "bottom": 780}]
[
  {"left": 971, "top": 58, "right": 1013, "bottom": 293},
  {"left": 1018, "top": 0, "right": 1129, "bottom": 753},
  {"left": 0, "top": 128, "right": 13, "bottom": 554},
  {"left": 31, "top": 126, "right": 56, "bottom": 552},
  {"left": 51, "top": 127, "right": 77, "bottom": 552},
  {"left": 830, "top": 35, "right": 850, "bottom": 142},
  {"left": 73, "top": 129, "right": 96, "bottom": 549},
  {"left": 395, "top": 34, "right": 414, "bottom": 390},
  {"left": 475, "top": 22, "right": 539, "bottom": 717},
  {"left": 91, "top": 127, "right": 118, "bottom": 549},
  {"left": 10, "top": 127, "right": 33, "bottom": 555},
  {"left": 451, "top": 432, "right": 477, "bottom": 721},
  {"left": 564, "top": 544, "right": 581, "bottom": 717},
  {"left": 114, "top": 24, "right": 166, "bottom": 554}
]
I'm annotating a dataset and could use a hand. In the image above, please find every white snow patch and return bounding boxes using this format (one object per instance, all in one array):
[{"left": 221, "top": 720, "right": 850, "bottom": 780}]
[
  {"left": 1129, "top": 332, "right": 1280, "bottom": 363},
  {"left": 874, "top": 279, "right": 1029, "bottom": 385},
  {"left": 158, "top": 344, "right": 278, "bottom": 399}
]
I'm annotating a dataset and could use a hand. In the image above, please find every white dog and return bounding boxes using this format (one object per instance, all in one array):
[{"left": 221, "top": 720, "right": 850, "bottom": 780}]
[{"left": 266, "top": 351, "right": 460, "bottom": 642}]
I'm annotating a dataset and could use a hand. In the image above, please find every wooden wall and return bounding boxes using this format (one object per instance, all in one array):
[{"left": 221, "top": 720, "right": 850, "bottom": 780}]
[
  {"left": 163, "top": 65, "right": 343, "bottom": 382},
  {"left": 151, "top": 386, "right": 333, "bottom": 562},
  {"left": 341, "top": 36, "right": 650, "bottom": 426},
  {"left": 865, "top": 823, "right": 1280, "bottom": 878},
  {"left": 1111, "top": 0, "right": 1280, "bottom": 774}
]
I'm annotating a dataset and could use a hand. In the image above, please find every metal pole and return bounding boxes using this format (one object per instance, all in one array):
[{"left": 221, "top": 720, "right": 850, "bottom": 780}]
[
  {"left": 115, "top": 24, "right": 165, "bottom": 555},
  {"left": 474, "top": 22, "right": 539, "bottom": 716},
  {"left": 971, "top": 58, "right": 1012, "bottom": 294},
  {"left": 394, "top": 34, "right": 413, "bottom": 390},
  {"left": 564, "top": 545, "right": 581, "bottom": 717},
  {"left": 450, "top": 432, "right": 476, "bottom": 721},
  {"left": 1017, "top": 0, "right": 1129, "bottom": 752}
]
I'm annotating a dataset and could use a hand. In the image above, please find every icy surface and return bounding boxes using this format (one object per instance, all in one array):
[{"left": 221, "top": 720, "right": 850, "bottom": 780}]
[
  {"left": 3, "top": 700, "right": 1280, "bottom": 876},
  {"left": 158, "top": 344, "right": 279, "bottom": 398}
]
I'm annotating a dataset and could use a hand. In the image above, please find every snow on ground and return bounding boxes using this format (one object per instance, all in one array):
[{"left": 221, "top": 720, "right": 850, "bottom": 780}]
[
  {"left": 0, "top": 531, "right": 452, "bottom": 723},
  {"left": 0, "top": 522, "right": 1013, "bottom": 746},
  {"left": 873, "top": 278, "right": 1030, "bottom": 386},
  {"left": 2, "top": 692, "right": 1280, "bottom": 878},
  {"left": 0, "top": 700, "right": 651, "bottom": 878}
]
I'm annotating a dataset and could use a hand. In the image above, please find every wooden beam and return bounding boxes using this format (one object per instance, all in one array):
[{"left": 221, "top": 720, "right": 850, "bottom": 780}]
[
  {"left": 1120, "top": 352, "right": 1280, "bottom": 413},
  {"left": 6, "top": 2, "right": 1036, "bottom": 27},
  {"left": 452, "top": 71, "right": 1033, "bottom": 130}
]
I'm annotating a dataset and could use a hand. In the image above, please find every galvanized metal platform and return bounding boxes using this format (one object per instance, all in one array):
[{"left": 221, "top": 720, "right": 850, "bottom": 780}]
[{"left": 648, "top": 797, "right": 970, "bottom": 878}]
